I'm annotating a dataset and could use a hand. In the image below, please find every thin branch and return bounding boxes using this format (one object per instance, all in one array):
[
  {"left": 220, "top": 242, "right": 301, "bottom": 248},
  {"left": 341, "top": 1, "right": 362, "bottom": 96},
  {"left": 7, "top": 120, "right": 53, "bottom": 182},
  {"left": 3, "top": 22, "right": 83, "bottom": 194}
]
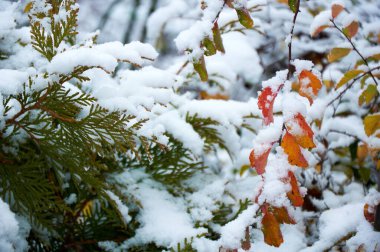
[
  {"left": 328, "top": 129, "right": 363, "bottom": 142},
  {"left": 330, "top": 19, "right": 378, "bottom": 86},
  {"left": 327, "top": 66, "right": 380, "bottom": 106},
  {"left": 287, "top": 0, "right": 301, "bottom": 79}
]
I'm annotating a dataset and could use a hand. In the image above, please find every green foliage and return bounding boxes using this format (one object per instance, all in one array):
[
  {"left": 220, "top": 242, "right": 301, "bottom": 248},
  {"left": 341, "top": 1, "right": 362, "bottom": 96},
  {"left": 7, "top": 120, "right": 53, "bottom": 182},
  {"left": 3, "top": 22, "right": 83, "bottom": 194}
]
[{"left": 122, "top": 136, "right": 206, "bottom": 187}]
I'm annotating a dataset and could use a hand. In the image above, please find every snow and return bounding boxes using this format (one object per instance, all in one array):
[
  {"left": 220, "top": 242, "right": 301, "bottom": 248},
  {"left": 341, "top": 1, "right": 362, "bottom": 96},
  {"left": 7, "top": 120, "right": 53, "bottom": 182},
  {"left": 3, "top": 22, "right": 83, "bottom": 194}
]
[
  {"left": 0, "top": 69, "right": 28, "bottom": 95},
  {"left": 47, "top": 48, "right": 118, "bottom": 74},
  {"left": 292, "top": 59, "right": 314, "bottom": 76},
  {"left": 262, "top": 70, "right": 288, "bottom": 91},
  {"left": 309, "top": 10, "right": 331, "bottom": 36},
  {"left": 105, "top": 190, "right": 131, "bottom": 224},
  {"left": 0, "top": 199, "right": 28, "bottom": 252}
]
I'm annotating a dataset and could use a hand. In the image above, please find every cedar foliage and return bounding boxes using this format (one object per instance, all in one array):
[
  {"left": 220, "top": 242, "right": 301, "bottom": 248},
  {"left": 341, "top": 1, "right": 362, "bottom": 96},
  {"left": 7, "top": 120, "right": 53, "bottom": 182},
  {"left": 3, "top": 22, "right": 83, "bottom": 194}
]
[{"left": 0, "top": 0, "right": 229, "bottom": 250}]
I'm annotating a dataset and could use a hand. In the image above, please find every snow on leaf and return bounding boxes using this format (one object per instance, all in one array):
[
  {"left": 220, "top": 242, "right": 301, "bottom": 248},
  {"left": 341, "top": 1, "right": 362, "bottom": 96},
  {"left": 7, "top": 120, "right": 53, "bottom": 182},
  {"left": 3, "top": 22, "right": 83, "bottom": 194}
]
[
  {"left": 335, "top": 69, "right": 364, "bottom": 89},
  {"left": 363, "top": 204, "right": 375, "bottom": 223},
  {"left": 285, "top": 113, "right": 316, "bottom": 149},
  {"left": 249, "top": 148, "right": 271, "bottom": 175},
  {"left": 281, "top": 131, "right": 308, "bottom": 168},
  {"left": 358, "top": 84, "right": 378, "bottom": 106},
  {"left": 258, "top": 87, "right": 276, "bottom": 125},
  {"left": 287, "top": 171, "right": 304, "bottom": 207},
  {"left": 298, "top": 70, "right": 322, "bottom": 105}
]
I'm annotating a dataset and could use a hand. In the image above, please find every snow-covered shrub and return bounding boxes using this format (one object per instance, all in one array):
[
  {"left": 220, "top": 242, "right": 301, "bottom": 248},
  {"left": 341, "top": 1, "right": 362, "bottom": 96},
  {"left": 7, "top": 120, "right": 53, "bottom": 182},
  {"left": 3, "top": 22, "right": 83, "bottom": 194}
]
[{"left": 0, "top": 0, "right": 379, "bottom": 251}]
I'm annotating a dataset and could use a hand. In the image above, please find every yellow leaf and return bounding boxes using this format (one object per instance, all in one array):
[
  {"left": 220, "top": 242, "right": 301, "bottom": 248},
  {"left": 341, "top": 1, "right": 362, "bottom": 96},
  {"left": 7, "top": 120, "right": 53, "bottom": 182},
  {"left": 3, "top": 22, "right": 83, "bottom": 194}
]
[
  {"left": 328, "top": 48, "right": 351, "bottom": 62},
  {"left": 24, "top": 2, "right": 33, "bottom": 13},
  {"left": 359, "top": 85, "right": 378, "bottom": 106},
  {"left": 364, "top": 114, "right": 380, "bottom": 136},
  {"left": 336, "top": 69, "right": 364, "bottom": 89}
]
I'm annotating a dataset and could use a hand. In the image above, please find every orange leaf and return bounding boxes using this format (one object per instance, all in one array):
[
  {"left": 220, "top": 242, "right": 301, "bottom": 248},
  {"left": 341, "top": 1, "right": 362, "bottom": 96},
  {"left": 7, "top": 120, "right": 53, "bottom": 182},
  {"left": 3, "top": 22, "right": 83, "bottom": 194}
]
[
  {"left": 286, "top": 113, "right": 315, "bottom": 149},
  {"left": 250, "top": 148, "right": 271, "bottom": 175},
  {"left": 311, "top": 25, "right": 329, "bottom": 37},
  {"left": 258, "top": 87, "right": 279, "bottom": 125},
  {"left": 281, "top": 132, "right": 308, "bottom": 168},
  {"left": 331, "top": 3, "right": 344, "bottom": 19},
  {"left": 272, "top": 207, "right": 296, "bottom": 224},
  {"left": 287, "top": 171, "right": 304, "bottom": 207},
  {"left": 298, "top": 70, "right": 322, "bottom": 105},
  {"left": 343, "top": 21, "right": 359, "bottom": 38},
  {"left": 364, "top": 203, "right": 375, "bottom": 223},
  {"left": 262, "top": 211, "right": 284, "bottom": 247}
]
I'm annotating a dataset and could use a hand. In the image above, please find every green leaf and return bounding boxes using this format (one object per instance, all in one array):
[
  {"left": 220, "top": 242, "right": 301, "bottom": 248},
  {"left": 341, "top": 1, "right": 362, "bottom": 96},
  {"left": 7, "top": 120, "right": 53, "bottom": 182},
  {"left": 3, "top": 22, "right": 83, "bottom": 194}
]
[
  {"left": 288, "top": 0, "right": 297, "bottom": 13},
  {"left": 335, "top": 69, "right": 364, "bottom": 89},
  {"left": 236, "top": 8, "right": 254, "bottom": 29},
  {"left": 193, "top": 55, "right": 208, "bottom": 82},
  {"left": 203, "top": 37, "right": 216, "bottom": 56}
]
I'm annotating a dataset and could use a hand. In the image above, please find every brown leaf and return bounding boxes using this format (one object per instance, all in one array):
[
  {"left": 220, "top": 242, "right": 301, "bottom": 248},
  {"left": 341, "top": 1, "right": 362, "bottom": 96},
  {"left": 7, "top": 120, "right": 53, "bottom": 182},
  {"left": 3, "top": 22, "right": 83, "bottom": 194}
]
[{"left": 262, "top": 211, "right": 284, "bottom": 247}]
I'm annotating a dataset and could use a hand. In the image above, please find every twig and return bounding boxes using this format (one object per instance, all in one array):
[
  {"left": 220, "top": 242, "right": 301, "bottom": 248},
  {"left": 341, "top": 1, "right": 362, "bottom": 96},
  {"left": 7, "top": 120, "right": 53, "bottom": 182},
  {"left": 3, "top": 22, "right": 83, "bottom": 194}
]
[
  {"left": 330, "top": 19, "right": 378, "bottom": 86},
  {"left": 287, "top": 0, "right": 301, "bottom": 79},
  {"left": 327, "top": 66, "right": 380, "bottom": 106},
  {"left": 328, "top": 129, "right": 363, "bottom": 142}
]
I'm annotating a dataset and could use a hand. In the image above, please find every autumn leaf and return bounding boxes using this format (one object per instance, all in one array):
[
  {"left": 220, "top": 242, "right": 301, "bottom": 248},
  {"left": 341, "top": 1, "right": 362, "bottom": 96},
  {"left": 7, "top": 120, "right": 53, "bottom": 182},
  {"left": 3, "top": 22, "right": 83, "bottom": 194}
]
[
  {"left": 285, "top": 113, "right": 315, "bottom": 149},
  {"left": 343, "top": 20, "right": 359, "bottom": 38},
  {"left": 298, "top": 70, "right": 322, "bottom": 104},
  {"left": 272, "top": 207, "right": 296, "bottom": 224},
  {"left": 262, "top": 211, "right": 284, "bottom": 247},
  {"left": 327, "top": 48, "right": 351, "bottom": 62},
  {"left": 335, "top": 69, "right": 364, "bottom": 89},
  {"left": 212, "top": 22, "right": 225, "bottom": 53},
  {"left": 331, "top": 3, "right": 344, "bottom": 19},
  {"left": 200, "top": 91, "right": 229, "bottom": 100},
  {"left": 363, "top": 113, "right": 380, "bottom": 136},
  {"left": 193, "top": 55, "right": 208, "bottom": 82},
  {"left": 288, "top": 0, "right": 297, "bottom": 13},
  {"left": 364, "top": 204, "right": 375, "bottom": 223},
  {"left": 359, "top": 84, "right": 378, "bottom": 106},
  {"left": 258, "top": 87, "right": 278, "bottom": 125},
  {"left": 250, "top": 148, "right": 271, "bottom": 175},
  {"left": 311, "top": 25, "right": 329, "bottom": 37},
  {"left": 281, "top": 132, "right": 308, "bottom": 168},
  {"left": 236, "top": 8, "right": 254, "bottom": 29},
  {"left": 287, "top": 171, "right": 304, "bottom": 207},
  {"left": 203, "top": 37, "right": 216, "bottom": 56}
]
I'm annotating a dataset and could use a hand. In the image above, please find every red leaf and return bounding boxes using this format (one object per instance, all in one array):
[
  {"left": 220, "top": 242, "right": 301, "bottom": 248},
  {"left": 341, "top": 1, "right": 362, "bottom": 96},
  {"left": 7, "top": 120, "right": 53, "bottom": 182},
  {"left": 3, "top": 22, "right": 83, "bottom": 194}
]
[
  {"left": 272, "top": 206, "right": 296, "bottom": 225},
  {"left": 364, "top": 204, "right": 375, "bottom": 223},
  {"left": 258, "top": 87, "right": 277, "bottom": 125},
  {"left": 281, "top": 131, "right": 308, "bottom": 168},
  {"left": 285, "top": 113, "right": 315, "bottom": 149},
  {"left": 250, "top": 148, "right": 271, "bottom": 175},
  {"left": 287, "top": 171, "right": 304, "bottom": 207}
]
